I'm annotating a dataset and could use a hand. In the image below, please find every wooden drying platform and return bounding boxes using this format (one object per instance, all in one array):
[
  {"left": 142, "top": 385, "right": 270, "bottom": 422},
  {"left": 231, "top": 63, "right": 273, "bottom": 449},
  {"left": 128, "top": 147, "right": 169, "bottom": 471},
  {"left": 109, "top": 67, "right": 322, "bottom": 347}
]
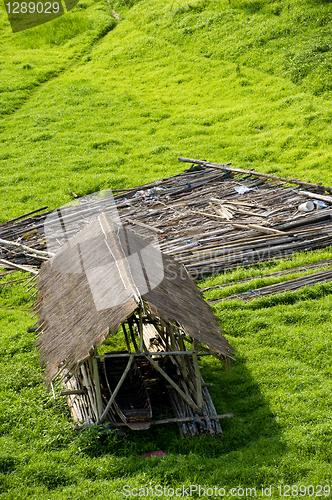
[{"left": 1, "top": 158, "right": 332, "bottom": 281}]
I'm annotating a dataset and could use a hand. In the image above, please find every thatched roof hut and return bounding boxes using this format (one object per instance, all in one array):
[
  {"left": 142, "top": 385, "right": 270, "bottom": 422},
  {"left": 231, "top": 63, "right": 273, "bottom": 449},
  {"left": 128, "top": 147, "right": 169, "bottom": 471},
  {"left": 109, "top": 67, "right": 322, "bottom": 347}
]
[{"left": 34, "top": 213, "right": 234, "bottom": 435}]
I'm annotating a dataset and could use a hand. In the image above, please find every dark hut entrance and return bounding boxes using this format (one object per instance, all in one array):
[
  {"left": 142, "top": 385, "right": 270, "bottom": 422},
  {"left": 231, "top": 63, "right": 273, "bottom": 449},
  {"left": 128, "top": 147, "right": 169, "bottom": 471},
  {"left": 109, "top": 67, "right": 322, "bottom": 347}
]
[{"left": 35, "top": 214, "right": 234, "bottom": 437}]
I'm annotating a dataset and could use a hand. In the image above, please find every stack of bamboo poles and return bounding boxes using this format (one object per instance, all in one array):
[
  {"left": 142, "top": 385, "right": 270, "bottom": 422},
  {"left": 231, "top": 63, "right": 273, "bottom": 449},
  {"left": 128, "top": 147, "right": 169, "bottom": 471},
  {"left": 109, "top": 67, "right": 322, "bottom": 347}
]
[
  {"left": 201, "top": 258, "right": 332, "bottom": 293},
  {"left": 1, "top": 161, "right": 332, "bottom": 279},
  {"left": 208, "top": 267, "right": 332, "bottom": 304}
]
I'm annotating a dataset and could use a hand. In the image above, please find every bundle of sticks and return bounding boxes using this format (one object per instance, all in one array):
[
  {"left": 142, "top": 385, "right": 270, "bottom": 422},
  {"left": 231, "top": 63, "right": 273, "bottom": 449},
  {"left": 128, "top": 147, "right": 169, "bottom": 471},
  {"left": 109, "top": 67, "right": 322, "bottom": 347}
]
[{"left": 1, "top": 159, "right": 332, "bottom": 280}]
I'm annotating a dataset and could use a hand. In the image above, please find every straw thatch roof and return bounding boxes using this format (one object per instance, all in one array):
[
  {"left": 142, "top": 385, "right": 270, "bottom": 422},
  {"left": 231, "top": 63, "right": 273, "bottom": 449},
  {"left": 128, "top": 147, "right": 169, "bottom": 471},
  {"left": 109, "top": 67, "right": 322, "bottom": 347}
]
[{"left": 35, "top": 214, "right": 233, "bottom": 386}]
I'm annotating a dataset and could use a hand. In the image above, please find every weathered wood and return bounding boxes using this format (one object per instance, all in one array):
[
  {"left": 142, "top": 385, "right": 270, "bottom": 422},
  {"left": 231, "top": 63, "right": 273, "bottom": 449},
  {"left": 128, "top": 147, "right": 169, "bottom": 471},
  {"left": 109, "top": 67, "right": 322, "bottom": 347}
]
[
  {"left": 124, "top": 217, "right": 164, "bottom": 233},
  {"left": 178, "top": 157, "right": 332, "bottom": 193},
  {"left": 0, "top": 238, "right": 53, "bottom": 257},
  {"left": 91, "top": 357, "right": 103, "bottom": 420},
  {"left": 192, "top": 340, "right": 203, "bottom": 409},
  {"left": 0, "top": 259, "right": 38, "bottom": 274},
  {"left": 298, "top": 190, "right": 332, "bottom": 204},
  {"left": 145, "top": 354, "right": 200, "bottom": 411},
  {"left": 99, "top": 353, "right": 135, "bottom": 423},
  {"left": 60, "top": 389, "right": 87, "bottom": 395}
]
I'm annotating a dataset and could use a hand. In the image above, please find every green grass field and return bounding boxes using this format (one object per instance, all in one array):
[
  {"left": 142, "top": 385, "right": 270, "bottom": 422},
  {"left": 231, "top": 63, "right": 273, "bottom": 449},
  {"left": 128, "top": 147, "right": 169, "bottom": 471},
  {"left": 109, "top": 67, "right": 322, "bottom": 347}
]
[{"left": 1, "top": 0, "right": 332, "bottom": 498}]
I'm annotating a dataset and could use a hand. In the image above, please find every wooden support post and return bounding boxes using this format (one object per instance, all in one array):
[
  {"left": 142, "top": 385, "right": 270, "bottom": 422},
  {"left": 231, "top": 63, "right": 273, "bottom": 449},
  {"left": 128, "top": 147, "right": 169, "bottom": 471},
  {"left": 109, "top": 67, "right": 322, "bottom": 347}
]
[
  {"left": 122, "top": 324, "right": 131, "bottom": 352},
  {"left": 99, "top": 353, "right": 135, "bottom": 423},
  {"left": 128, "top": 318, "right": 139, "bottom": 353},
  {"left": 81, "top": 363, "right": 99, "bottom": 421},
  {"left": 90, "top": 357, "right": 103, "bottom": 420},
  {"left": 192, "top": 340, "right": 203, "bottom": 409},
  {"left": 178, "top": 336, "right": 188, "bottom": 380},
  {"left": 145, "top": 354, "right": 200, "bottom": 411}
]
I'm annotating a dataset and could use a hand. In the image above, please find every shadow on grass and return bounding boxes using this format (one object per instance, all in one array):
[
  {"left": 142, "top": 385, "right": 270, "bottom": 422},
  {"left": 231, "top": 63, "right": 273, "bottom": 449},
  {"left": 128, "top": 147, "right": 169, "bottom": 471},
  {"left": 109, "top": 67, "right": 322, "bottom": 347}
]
[{"left": 75, "top": 354, "right": 285, "bottom": 487}]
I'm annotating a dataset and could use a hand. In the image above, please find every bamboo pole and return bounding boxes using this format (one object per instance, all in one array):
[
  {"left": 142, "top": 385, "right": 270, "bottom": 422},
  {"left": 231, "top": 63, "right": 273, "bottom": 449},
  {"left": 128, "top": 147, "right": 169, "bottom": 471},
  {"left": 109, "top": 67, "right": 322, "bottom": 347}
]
[
  {"left": 0, "top": 206, "right": 49, "bottom": 225},
  {"left": 81, "top": 363, "right": 99, "bottom": 422},
  {"left": 0, "top": 259, "right": 38, "bottom": 274},
  {"left": 90, "top": 357, "right": 103, "bottom": 420},
  {"left": 0, "top": 238, "right": 53, "bottom": 257},
  {"left": 139, "top": 306, "right": 144, "bottom": 353},
  {"left": 178, "top": 157, "right": 332, "bottom": 193},
  {"left": 298, "top": 190, "right": 332, "bottom": 204},
  {"left": 192, "top": 340, "right": 203, "bottom": 409},
  {"left": 76, "top": 414, "right": 233, "bottom": 429},
  {"left": 99, "top": 353, "right": 135, "bottom": 423},
  {"left": 122, "top": 324, "right": 131, "bottom": 352},
  {"left": 128, "top": 318, "right": 139, "bottom": 353},
  {"left": 178, "top": 336, "right": 188, "bottom": 380},
  {"left": 193, "top": 211, "right": 285, "bottom": 234}
]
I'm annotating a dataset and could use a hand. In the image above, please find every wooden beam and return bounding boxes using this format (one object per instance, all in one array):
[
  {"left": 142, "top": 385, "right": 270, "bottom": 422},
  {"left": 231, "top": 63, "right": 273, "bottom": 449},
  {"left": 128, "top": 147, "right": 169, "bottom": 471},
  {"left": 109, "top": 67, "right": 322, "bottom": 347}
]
[
  {"left": 93, "top": 351, "right": 212, "bottom": 358},
  {"left": 192, "top": 340, "right": 203, "bottom": 409},
  {"left": 75, "top": 413, "right": 234, "bottom": 429},
  {"left": 91, "top": 357, "right": 103, "bottom": 420},
  {"left": 99, "top": 353, "right": 135, "bottom": 423},
  {"left": 145, "top": 354, "right": 200, "bottom": 411},
  {"left": 0, "top": 237, "right": 53, "bottom": 257}
]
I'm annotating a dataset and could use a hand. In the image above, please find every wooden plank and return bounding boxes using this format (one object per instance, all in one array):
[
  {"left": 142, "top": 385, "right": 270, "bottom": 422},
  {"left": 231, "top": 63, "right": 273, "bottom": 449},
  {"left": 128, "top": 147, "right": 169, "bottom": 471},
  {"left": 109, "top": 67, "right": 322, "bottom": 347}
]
[{"left": 0, "top": 259, "right": 38, "bottom": 274}]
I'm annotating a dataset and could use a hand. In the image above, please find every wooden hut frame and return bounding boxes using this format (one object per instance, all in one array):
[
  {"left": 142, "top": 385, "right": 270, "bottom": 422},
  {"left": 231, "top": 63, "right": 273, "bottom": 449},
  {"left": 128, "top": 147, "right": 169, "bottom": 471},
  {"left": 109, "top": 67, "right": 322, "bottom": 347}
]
[
  {"left": 60, "top": 307, "right": 233, "bottom": 436},
  {"left": 35, "top": 214, "right": 234, "bottom": 436}
]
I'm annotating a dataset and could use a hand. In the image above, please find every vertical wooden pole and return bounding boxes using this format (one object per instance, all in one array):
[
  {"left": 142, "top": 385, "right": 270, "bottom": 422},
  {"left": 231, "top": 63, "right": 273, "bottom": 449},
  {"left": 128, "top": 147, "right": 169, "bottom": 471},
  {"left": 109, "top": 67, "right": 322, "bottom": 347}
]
[
  {"left": 90, "top": 356, "right": 103, "bottom": 420},
  {"left": 99, "top": 353, "right": 135, "bottom": 423},
  {"left": 192, "top": 340, "right": 203, "bottom": 409},
  {"left": 178, "top": 336, "right": 188, "bottom": 381},
  {"left": 138, "top": 305, "right": 145, "bottom": 353}
]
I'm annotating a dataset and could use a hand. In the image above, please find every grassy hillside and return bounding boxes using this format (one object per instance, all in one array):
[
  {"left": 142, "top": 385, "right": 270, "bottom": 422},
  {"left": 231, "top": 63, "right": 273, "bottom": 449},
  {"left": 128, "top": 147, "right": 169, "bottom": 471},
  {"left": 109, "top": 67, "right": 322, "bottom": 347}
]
[
  {"left": 2, "top": 0, "right": 332, "bottom": 218},
  {"left": 2, "top": 0, "right": 332, "bottom": 498}
]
